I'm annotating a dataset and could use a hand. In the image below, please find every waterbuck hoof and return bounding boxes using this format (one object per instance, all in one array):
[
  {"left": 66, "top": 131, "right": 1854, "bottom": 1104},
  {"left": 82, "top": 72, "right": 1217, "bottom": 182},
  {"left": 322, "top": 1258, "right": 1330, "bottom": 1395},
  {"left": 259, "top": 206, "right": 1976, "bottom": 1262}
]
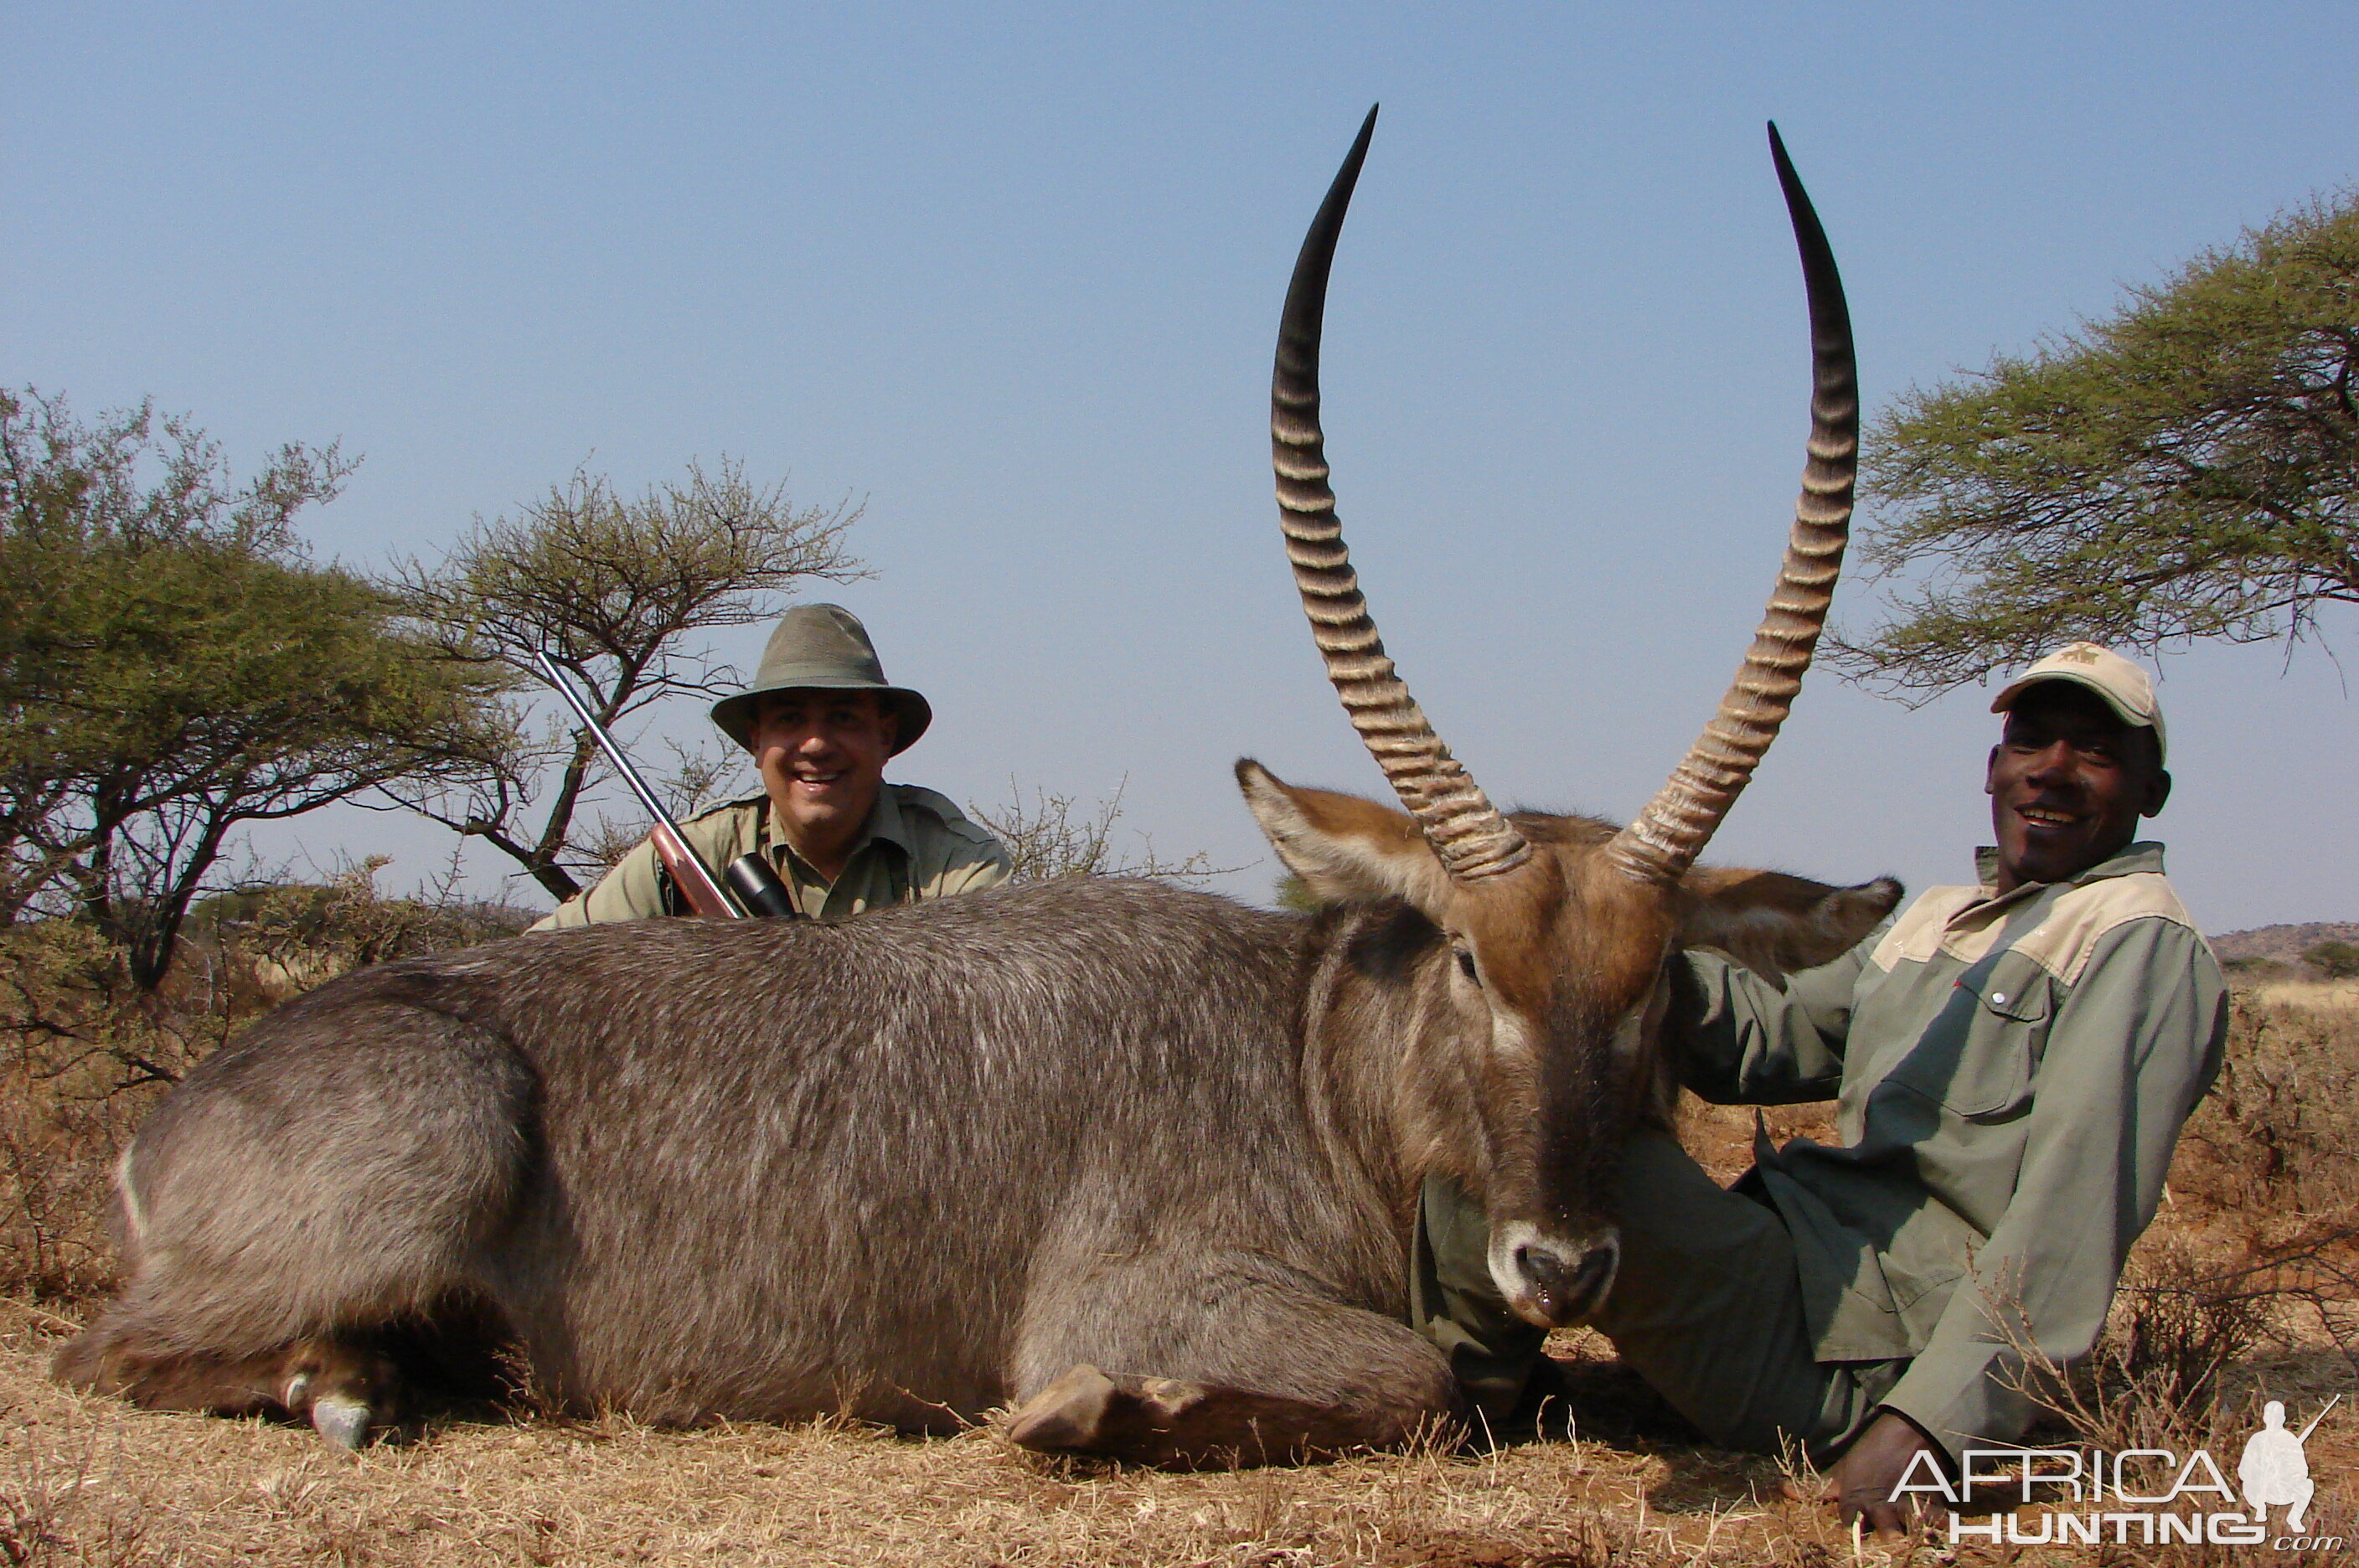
[
  {"left": 1006, "top": 1364, "right": 1119, "bottom": 1452},
  {"left": 1007, "top": 1365, "right": 1217, "bottom": 1459},
  {"left": 277, "top": 1339, "right": 400, "bottom": 1451},
  {"left": 308, "top": 1394, "right": 374, "bottom": 1451}
]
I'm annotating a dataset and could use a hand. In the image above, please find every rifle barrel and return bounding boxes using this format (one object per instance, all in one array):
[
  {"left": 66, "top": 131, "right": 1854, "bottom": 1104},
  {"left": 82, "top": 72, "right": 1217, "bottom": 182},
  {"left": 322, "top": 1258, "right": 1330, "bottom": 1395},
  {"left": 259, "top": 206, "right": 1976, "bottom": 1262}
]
[
  {"left": 530, "top": 652, "right": 747, "bottom": 918},
  {"left": 532, "top": 654, "right": 677, "bottom": 831}
]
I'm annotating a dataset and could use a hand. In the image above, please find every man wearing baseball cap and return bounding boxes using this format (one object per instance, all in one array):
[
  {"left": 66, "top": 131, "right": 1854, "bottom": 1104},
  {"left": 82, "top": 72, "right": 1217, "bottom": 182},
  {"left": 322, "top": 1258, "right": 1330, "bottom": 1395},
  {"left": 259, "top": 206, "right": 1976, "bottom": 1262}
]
[
  {"left": 1422, "top": 642, "right": 2227, "bottom": 1534},
  {"left": 533, "top": 604, "right": 1011, "bottom": 928}
]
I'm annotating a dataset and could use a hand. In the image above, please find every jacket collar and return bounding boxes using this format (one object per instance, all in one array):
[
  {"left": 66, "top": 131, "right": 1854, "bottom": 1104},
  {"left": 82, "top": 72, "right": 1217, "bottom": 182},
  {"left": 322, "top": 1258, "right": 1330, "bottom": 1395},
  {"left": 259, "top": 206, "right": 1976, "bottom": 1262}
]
[
  {"left": 860, "top": 782, "right": 917, "bottom": 859},
  {"left": 761, "top": 782, "right": 915, "bottom": 874},
  {"left": 1972, "top": 839, "right": 2166, "bottom": 896}
]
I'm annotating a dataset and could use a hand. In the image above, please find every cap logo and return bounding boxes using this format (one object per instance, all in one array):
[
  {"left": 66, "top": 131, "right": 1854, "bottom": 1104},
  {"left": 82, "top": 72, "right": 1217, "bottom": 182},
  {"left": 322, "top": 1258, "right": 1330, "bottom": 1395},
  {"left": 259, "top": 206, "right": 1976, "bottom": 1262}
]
[{"left": 2057, "top": 644, "right": 2102, "bottom": 664}]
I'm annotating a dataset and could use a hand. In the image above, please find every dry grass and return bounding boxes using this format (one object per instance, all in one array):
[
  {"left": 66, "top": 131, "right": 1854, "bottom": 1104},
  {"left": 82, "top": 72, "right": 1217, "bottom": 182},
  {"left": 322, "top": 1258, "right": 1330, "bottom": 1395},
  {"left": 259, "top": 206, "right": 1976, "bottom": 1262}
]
[
  {"left": 2247, "top": 979, "right": 2359, "bottom": 1012},
  {"left": 0, "top": 916, "right": 2352, "bottom": 1565},
  {"left": 0, "top": 1306, "right": 1852, "bottom": 1568}
]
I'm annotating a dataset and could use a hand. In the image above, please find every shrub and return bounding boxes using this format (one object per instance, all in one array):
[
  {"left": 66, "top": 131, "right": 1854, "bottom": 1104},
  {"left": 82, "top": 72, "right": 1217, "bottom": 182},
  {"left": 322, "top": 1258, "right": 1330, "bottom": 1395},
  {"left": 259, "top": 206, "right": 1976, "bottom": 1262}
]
[{"left": 2305, "top": 940, "right": 2359, "bottom": 980}]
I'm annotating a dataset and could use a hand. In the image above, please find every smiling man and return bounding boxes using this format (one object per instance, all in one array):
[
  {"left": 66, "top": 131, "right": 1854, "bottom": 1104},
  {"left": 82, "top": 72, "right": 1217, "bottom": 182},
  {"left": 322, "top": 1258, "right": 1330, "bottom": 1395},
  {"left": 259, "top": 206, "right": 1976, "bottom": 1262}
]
[
  {"left": 531, "top": 604, "right": 1011, "bottom": 928},
  {"left": 1420, "top": 642, "right": 2227, "bottom": 1532}
]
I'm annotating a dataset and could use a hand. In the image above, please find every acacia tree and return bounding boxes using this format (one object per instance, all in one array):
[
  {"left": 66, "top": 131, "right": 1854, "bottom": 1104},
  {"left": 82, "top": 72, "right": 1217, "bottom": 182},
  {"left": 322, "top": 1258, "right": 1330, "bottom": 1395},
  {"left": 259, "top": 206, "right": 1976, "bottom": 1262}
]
[
  {"left": 0, "top": 389, "right": 502, "bottom": 987},
  {"left": 1835, "top": 190, "right": 2358, "bottom": 694},
  {"left": 383, "top": 462, "right": 865, "bottom": 900}
]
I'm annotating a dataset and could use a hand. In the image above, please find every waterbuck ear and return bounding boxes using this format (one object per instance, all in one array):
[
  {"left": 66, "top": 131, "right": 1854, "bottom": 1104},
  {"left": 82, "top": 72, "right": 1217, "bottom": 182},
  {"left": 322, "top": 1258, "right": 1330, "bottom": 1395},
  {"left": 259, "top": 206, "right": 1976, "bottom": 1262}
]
[
  {"left": 1676, "top": 868, "right": 1903, "bottom": 984},
  {"left": 1236, "top": 760, "right": 1452, "bottom": 910}
]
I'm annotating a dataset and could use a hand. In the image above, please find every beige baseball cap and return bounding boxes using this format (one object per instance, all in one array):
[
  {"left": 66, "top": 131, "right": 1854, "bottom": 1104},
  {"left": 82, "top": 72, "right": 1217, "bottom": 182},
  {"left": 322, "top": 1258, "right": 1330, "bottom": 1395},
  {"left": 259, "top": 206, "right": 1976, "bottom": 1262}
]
[{"left": 1990, "top": 642, "right": 2166, "bottom": 763}]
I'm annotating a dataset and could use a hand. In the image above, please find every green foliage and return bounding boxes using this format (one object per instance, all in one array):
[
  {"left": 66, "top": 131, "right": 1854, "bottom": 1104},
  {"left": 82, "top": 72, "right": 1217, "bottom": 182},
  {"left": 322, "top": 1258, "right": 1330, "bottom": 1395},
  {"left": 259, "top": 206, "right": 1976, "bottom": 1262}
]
[
  {"left": 1272, "top": 874, "right": 1323, "bottom": 914},
  {"left": 0, "top": 389, "right": 502, "bottom": 986},
  {"left": 1838, "top": 190, "right": 2359, "bottom": 693},
  {"left": 386, "top": 462, "right": 866, "bottom": 900},
  {"left": 2222, "top": 954, "right": 2293, "bottom": 983},
  {"left": 2305, "top": 939, "right": 2359, "bottom": 979}
]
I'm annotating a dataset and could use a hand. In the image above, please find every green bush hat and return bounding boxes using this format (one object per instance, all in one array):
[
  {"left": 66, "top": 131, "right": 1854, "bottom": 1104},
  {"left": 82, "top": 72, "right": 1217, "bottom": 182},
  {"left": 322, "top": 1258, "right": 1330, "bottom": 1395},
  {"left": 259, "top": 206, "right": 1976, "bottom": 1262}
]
[{"left": 709, "top": 604, "right": 933, "bottom": 756}]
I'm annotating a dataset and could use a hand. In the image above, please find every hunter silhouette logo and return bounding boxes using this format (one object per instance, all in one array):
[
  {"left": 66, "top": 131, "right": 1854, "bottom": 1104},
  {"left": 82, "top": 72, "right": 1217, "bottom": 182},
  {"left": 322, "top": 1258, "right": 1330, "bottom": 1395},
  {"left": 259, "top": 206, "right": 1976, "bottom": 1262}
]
[
  {"left": 1894, "top": 1394, "right": 2344, "bottom": 1549},
  {"left": 2241, "top": 1395, "right": 2335, "bottom": 1535}
]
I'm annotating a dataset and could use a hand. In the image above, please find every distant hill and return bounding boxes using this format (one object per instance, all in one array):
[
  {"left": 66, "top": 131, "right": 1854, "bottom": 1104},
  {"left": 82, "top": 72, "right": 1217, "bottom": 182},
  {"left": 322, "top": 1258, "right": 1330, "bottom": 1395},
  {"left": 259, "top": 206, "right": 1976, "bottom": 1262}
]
[{"left": 2210, "top": 921, "right": 2359, "bottom": 971}]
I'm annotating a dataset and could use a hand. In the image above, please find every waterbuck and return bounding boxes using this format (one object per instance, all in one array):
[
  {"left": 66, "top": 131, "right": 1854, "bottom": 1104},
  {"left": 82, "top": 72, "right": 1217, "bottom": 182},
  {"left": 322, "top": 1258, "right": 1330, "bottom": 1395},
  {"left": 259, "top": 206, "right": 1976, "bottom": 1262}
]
[{"left": 55, "top": 116, "right": 1898, "bottom": 1466}]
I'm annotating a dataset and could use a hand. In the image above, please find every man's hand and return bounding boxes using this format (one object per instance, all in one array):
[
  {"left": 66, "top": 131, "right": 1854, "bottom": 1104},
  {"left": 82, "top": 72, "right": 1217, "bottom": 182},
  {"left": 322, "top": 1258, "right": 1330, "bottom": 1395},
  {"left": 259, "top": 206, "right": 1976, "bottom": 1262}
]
[{"left": 1820, "top": 1411, "right": 1941, "bottom": 1535}]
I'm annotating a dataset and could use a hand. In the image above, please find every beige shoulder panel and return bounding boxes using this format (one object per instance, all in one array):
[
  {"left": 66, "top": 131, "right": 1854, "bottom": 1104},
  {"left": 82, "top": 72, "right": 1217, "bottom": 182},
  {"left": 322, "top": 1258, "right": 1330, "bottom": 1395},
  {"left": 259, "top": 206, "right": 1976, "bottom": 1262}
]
[
  {"left": 2012, "top": 873, "right": 2207, "bottom": 985},
  {"left": 889, "top": 783, "right": 1004, "bottom": 849},
  {"left": 683, "top": 790, "right": 767, "bottom": 824},
  {"left": 1868, "top": 886, "right": 1983, "bottom": 971},
  {"left": 886, "top": 781, "right": 960, "bottom": 821},
  {"left": 680, "top": 794, "right": 767, "bottom": 861}
]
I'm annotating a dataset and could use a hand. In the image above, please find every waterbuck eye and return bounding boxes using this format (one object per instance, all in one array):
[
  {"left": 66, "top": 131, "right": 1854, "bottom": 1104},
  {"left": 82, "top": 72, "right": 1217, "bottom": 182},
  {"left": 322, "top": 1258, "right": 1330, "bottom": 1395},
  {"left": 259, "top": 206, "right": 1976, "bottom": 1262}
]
[{"left": 1455, "top": 948, "right": 1479, "bottom": 985}]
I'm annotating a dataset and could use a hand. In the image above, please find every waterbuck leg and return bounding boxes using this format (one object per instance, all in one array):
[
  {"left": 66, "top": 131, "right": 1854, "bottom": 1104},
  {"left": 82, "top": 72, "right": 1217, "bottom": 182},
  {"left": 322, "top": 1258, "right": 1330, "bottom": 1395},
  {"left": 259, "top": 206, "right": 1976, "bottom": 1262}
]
[
  {"left": 1005, "top": 1251, "right": 1459, "bottom": 1467},
  {"left": 54, "top": 1331, "right": 400, "bottom": 1448},
  {"left": 52, "top": 990, "right": 534, "bottom": 1449},
  {"left": 1006, "top": 1363, "right": 1440, "bottom": 1467}
]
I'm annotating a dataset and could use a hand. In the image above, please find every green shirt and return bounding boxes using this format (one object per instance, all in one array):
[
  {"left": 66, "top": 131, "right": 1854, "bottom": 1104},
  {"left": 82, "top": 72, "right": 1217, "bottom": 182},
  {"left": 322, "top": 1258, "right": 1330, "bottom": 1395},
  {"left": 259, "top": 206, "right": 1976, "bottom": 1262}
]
[
  {"left": 1667, "top": 842, "right": 2227, "bottom": 1457},
  {"left": 528, "top": 782, "right": 1013, "bottom": 930}
]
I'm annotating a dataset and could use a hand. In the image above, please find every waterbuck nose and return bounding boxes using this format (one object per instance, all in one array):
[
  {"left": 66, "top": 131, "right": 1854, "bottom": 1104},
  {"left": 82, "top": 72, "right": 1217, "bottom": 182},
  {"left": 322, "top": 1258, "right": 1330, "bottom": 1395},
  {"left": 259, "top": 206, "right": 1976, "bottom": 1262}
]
[{"left": 1515, "top": 1238, "right": 1618, "bottom": 1324}]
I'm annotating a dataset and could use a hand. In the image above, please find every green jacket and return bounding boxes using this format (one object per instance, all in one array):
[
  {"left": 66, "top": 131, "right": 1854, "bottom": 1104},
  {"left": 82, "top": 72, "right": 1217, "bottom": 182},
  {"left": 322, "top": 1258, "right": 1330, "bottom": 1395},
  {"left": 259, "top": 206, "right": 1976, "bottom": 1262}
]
[
  {"left": 529, "top": 782, "right": 1013, "bottom": 930},
  {"left": 1667, "top": 842, "right": 2227, "bottom": 1457}
]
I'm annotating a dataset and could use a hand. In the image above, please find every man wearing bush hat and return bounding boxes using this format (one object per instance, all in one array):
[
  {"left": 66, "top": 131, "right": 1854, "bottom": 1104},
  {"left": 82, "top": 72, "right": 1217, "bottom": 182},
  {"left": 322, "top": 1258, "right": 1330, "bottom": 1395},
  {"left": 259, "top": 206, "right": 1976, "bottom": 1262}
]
[
  {"left": 1422, "top": 641, "right": 2226, "bottom": 1532},
  {"left": 533, "top": 604, "right": 1010, "bottom": 928}
]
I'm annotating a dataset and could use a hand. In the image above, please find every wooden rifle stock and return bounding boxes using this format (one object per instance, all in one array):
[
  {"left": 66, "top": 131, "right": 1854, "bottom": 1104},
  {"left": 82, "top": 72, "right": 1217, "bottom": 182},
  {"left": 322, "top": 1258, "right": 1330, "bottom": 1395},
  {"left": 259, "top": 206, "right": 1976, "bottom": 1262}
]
[
  {"left": 648, "top": 823, "right": 744, "bottom": 919},
  {"left": 650, "top": 830, "right": 799, "bottom": 920}
]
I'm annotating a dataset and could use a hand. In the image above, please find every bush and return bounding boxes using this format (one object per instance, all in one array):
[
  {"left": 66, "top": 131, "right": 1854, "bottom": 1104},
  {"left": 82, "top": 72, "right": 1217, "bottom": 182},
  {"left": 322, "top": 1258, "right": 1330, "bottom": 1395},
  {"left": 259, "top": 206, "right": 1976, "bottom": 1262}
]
[{"left": 2305, "top": 940, "right": 2359, "bottom": 980}]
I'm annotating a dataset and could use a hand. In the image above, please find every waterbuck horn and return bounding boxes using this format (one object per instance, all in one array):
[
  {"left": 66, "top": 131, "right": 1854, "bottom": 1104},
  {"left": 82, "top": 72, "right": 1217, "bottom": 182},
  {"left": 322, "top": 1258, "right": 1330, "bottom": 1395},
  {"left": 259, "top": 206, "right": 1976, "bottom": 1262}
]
[
  {"left": 1602, "top": 124, "right": 1858, "bottom": 887},
  {"left": 1272, "top": 106, "right": 1531, "bottom": 882}
]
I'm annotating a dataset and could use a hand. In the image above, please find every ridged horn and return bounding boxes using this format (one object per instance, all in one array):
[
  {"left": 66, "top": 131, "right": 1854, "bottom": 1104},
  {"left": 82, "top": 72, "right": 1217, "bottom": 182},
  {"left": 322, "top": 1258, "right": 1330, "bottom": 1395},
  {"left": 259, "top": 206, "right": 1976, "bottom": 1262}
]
[
  {"left": 1603, "top": 124, "right": 1858, "bottom": 886},
  {"left": 1272, "top": 106, "right": 1531, "bottom": 882}
]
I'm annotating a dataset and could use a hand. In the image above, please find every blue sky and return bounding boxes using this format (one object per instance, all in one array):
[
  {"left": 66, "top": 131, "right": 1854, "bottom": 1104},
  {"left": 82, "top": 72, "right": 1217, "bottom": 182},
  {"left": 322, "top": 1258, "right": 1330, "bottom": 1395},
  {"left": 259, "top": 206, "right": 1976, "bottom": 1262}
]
[{"left": 8, "top": 3, "right": 2356, "bottom": 931}]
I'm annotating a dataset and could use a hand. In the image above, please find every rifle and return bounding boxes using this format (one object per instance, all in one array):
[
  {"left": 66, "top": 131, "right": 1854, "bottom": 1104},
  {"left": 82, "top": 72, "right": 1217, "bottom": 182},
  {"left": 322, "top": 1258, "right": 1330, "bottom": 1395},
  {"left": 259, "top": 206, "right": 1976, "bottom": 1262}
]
[{"left": 532, "top": 652, "right": 798, "bottom": 919}]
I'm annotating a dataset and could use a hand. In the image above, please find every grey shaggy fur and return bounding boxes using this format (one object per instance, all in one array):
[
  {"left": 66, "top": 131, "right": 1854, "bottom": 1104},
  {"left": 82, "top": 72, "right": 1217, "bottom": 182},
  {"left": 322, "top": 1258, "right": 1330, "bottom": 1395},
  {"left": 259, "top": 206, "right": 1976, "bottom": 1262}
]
[{"left": 62, "top": 879, "right": 1469, "bottom": 1447}]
